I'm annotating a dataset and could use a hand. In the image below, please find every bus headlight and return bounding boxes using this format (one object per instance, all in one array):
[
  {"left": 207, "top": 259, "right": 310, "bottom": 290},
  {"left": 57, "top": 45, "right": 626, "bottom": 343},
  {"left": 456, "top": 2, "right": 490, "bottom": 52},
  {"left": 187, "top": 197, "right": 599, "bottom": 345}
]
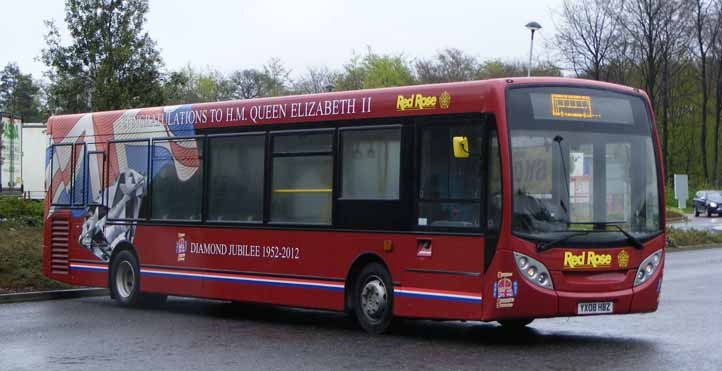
[
  {"left": 634, "top": 249, "right": 663, "bottom": 287},
  {"left": 513, "top": 252, "right": 554, "bottom": 290}
]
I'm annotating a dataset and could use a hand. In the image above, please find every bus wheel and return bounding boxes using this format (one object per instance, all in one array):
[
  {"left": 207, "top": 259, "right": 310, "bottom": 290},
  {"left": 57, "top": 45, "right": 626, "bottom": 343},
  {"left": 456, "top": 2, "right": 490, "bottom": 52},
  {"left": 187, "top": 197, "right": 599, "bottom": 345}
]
[
  {"left": 353, "top": 263, "right": 393, "bottom": 334},
  {"left": 498, "top": 318, "right": 534, "bottom": 328},
  {"left": 110, "top": 250, "right": 141, "bottom": 306}
]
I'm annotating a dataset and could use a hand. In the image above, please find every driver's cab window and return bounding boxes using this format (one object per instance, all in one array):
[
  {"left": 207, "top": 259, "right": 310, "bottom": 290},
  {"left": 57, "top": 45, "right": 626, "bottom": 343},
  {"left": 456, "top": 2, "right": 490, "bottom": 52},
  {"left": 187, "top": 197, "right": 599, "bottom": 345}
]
[{"left": 417, "top": 120, "right": 483, "bottom": 228}]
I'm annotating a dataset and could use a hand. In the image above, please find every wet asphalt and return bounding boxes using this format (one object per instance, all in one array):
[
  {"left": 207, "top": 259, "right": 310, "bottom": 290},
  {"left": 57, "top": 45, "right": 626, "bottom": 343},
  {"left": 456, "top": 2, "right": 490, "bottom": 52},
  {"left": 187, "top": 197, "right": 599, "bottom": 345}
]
[{"left": 1, "top": 248, "right": 721, "bottom": 371}]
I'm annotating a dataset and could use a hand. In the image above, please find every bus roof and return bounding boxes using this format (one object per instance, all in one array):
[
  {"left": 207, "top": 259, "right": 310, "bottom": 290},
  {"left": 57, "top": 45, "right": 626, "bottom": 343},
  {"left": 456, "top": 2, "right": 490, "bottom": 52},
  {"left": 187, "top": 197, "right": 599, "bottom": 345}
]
[{"left": 47, "top": 77, "right": 645, "bottom": 140}]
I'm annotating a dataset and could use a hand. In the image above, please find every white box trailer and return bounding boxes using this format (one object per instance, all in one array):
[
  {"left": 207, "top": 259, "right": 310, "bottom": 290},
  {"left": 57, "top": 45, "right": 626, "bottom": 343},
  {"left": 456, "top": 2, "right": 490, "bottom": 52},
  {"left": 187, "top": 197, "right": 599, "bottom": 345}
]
[
  {"left": 1, "top": 114, "right": 23, "bottom": 192},
  {"left": 21, "top": 123, "right": 49, "bottom": 200}
]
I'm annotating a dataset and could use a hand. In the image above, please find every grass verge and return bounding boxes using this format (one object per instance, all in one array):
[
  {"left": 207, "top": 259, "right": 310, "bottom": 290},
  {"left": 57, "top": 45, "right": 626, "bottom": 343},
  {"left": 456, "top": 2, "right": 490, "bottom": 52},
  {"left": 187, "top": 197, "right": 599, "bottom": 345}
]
[
  {"left": 667, "top": 227, "right": 722, "bottom": 248},
  {"left": 0, "top": 220, "right": 71, "bottom": 294},
  {"left": 0, "top": 196, "right": 71, "bottom": 294}
]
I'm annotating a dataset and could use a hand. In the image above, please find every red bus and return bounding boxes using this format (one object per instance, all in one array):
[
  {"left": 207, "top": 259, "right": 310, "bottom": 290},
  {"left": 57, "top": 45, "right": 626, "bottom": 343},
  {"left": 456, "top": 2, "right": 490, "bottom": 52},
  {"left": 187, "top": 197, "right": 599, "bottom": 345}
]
[{"left": 43, "top": 77, "right": 665, "bottom": 333}]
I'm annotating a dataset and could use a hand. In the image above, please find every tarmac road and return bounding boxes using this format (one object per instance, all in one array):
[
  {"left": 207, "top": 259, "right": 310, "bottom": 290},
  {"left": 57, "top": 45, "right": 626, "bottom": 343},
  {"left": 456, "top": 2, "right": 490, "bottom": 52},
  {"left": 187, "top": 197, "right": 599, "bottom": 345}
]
[{"left": 1, "top": 248, "right": 721, "bottom": 371}]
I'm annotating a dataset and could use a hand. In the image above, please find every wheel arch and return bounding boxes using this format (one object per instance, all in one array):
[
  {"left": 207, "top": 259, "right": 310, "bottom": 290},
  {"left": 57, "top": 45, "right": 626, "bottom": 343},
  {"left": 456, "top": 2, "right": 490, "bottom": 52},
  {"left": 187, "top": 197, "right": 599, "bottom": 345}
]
[{"left": 344, "top": 252, "right": 391, "bottom": 313}]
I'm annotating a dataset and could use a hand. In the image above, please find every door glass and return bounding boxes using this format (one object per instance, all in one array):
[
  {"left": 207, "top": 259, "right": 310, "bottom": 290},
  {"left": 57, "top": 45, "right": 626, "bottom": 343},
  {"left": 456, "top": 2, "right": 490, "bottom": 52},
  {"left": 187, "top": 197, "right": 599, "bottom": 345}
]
[{"left": 418, "top": 123, "right": 482, "bottom": 228}]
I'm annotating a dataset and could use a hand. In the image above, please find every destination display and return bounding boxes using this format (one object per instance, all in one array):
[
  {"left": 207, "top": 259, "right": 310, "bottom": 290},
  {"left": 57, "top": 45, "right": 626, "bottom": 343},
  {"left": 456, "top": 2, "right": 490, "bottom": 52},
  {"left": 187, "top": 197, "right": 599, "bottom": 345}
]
[{"left": 528, "top": 89, "right": 637, "bottom": 125}]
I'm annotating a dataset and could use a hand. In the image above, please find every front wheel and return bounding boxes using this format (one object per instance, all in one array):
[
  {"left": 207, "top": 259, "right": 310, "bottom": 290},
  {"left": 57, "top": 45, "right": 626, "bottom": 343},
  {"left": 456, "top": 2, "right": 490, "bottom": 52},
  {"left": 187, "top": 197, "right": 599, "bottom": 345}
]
[
  {"left": 694, "top": 206, "right": 700, "bottom": 217},
  {"left": 708, "top": 209, "right": 712, "bottom": 217},
  {"left": 353, "top": 263, "right": 394, "bottom": 334}
]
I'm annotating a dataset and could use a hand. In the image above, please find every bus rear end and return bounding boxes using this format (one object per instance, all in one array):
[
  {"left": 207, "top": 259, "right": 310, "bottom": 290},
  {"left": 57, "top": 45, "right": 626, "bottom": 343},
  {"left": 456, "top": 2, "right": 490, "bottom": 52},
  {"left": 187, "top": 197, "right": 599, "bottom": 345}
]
[{"left": 485, "top": 83, "right": 664, "bottom": 323}]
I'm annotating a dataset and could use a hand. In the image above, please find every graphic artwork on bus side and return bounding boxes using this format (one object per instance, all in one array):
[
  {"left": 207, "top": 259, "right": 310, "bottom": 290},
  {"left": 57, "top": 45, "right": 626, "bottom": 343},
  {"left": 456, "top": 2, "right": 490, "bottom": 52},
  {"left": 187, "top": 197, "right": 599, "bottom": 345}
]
[{"left": 47, "top": 106, "right": 200, "bottom": 262}]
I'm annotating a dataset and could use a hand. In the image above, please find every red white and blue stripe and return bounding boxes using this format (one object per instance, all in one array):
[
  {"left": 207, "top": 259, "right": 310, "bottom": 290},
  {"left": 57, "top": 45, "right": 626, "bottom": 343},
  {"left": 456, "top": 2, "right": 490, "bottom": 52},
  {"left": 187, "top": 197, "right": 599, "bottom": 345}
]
[
  {"left": 394, "top": 287, "right": 482, "bottom": 304},
  {"left": 69, "top": 262, "right": 482, "bottom": 303}
]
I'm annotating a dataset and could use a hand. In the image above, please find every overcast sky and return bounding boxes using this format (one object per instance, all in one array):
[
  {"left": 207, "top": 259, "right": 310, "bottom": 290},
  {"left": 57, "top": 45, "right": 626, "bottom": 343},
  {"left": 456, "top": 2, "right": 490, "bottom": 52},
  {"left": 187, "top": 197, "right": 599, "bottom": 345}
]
[{"left": 0, "top": 0, "right": 564, "bottom": 80}]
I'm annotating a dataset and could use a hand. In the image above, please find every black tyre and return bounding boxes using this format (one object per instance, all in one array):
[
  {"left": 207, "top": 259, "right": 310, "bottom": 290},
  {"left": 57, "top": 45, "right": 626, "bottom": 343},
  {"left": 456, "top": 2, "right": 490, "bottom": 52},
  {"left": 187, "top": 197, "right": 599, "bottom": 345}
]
[
  {"left": 707, "top": 209, "right": 712, "bottom": 217},
  {"left": 498, "top": 318, "right": 534, "bottom": 328},
  {"left": 694, "top": 207, "right": 700, "bottom": 217},
  {"left": 353, "top": 263, "right": 394, "bottom": 334},
  {"left": 110, "top": 250, "right": 142, "bottom": 306}
]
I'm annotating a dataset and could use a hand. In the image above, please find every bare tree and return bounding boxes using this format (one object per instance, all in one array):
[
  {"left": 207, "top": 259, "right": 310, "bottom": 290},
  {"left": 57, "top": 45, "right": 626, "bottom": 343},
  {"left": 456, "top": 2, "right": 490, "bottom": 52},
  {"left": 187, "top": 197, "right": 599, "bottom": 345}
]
[
  {"left": 292, "top": 66, "right": 337, "bottom": 94},
  {"left": 228, "top": 69, "right": 267, "bottom": 99},
  {"left": 620, "top": 0, "right": 668, "bottom": 113},
  {"left": 415, "top": 48, "right": 480, "bottom": 83},
  {"left": 691, "top": 0, "right": 719, "bottom": 181},
  {"left": 711, "top": 0, "right": 722, "bottom": 184},
  {"left": 659, "top": 0, "right": 693, "bottom": 182},
  {"left": 553, "top": 0, "right": 622, "bottom": 80}
]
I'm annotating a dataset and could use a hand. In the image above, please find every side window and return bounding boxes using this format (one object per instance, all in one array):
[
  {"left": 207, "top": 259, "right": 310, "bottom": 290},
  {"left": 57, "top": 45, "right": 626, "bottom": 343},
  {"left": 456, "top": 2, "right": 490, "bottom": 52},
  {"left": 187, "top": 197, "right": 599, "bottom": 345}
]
[
  {"left": 72, "top": 143, "right": 86, "bottom": 206},
  {"left": 418, "top": 123, "right": 483, "bottom": 228},
  {"left": 207, "top": 134, "right": 265, "bottom": 222},
  {"left": 50, "top": 144, "right": 73, "bottom": 205},
  {"left": 270, "top": 132, "right": 333, "bottom": 224},
  {"left": 341, "top": 128, "right": 401, "bottom": 200},
  {"left": 86, "top": 151, "right": 106, "bottom": 205},
  {"left": 107, "top": 140, "right": 149, "bottom": 220},
  {"left": 151, "top": 138, "right": 203, "bottom": 221}
]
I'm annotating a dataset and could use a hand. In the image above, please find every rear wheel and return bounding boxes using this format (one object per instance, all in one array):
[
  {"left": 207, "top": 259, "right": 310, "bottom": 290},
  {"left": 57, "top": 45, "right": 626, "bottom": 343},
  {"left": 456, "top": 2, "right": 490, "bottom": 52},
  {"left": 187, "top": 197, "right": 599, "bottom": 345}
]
[
  {"left": 353, "top": 263, "right": 393, "bottom": 334},
  {"left": 695, "top": 206, "right": 700, "bottom": 217},
  {"left": 498, "top": 318, "right": 534, "bottom": 328},
  {"left": 110, "top": 250, "right": 166, "bottom": 306},
  {"left": 110, "top": 250, "right": 141, "bottom": 306}
]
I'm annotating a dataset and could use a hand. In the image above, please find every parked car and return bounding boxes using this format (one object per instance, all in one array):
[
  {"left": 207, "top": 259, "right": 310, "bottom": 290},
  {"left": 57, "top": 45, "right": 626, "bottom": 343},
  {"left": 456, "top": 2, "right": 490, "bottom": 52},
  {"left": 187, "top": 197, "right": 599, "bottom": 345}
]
[{"left": 692, "top": 190, "right": 722, "bottom": 217}]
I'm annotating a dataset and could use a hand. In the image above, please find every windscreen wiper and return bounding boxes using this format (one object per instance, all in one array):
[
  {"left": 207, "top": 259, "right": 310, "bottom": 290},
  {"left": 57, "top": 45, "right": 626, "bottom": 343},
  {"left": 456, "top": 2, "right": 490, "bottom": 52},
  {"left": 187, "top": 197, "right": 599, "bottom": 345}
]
[
  {"left": 567, "top": 221, "right": 645, "bottom": 250},
  {"left": 537, "top": 231, "right": 591, "bottom": 252}
]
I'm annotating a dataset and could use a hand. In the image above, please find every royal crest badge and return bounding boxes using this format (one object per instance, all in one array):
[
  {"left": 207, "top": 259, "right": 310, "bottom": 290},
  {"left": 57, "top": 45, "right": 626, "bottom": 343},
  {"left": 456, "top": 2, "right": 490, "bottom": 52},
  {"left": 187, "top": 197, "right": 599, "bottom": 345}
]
[
  {"left": 618, "top": 250, "right": 630, "bottom": 269},
  {"left": 176, "top": 233, "right": 187, "bottom": 262},
  {"left": 439, "top": 91, "right": 451, "bottom": 109}
]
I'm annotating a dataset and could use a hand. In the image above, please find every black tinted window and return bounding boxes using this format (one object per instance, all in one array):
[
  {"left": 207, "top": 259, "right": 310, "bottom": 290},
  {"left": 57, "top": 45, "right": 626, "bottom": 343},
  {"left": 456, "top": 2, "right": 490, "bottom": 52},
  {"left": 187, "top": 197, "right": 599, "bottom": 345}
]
[
  {"left": 207, "top": 135, "right": 265, "bottom": 222},
  {"left": 151, "top": 138, "right": 203, "bottom": 221}
]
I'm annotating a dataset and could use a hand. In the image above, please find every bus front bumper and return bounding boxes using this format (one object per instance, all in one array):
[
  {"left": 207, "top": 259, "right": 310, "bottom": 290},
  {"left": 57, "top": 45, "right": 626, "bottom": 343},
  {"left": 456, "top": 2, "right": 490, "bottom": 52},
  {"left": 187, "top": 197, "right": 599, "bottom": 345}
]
[{"left": 555, "top": 272, "right": 662, "bottom": 316}]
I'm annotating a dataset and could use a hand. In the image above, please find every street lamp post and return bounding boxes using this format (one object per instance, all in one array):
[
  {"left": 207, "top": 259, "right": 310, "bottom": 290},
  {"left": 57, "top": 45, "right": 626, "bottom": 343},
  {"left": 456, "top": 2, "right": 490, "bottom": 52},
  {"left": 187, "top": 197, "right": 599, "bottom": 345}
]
[{"left": 525, "top": 21, "right": 542, "bottom": 77}]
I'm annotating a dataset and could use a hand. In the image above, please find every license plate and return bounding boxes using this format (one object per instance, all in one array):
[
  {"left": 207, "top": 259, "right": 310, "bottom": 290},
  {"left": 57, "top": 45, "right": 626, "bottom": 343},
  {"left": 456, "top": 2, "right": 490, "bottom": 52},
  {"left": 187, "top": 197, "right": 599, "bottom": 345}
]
[{"left": 577, "top": 301, "right": 613, "bottom": 315}]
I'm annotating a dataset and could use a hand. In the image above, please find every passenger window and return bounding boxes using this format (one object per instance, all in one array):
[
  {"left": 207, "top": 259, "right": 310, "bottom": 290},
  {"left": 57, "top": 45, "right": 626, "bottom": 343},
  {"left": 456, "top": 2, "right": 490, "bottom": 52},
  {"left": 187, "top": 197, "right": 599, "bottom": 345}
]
[
  {"left": 151, "top": 138, "right": 203, "bottom": 221},
  {"left": 72, "top": 143, "right": 86, "bottom": 206},
  {"left": 274, "top": 133, "right": 332, "bottom": 153},
  {"left": 341, "top": 128, "right": 401, "bottom": 200},
  {"left": 107, "top": 140, "right": 149, "bottom": 220},
  {"left": 207, "top": 134, "right": 265, "bottom": 222},
  {"left": 86, "top": 151, "right": 106, "bottom": 205},
  {"left": 270, "top": 132, "right": 333, "bottom": 224},
  {"left": 418, "top": 123, "right": 483, "bottom": 228},
  {"left": 50, "top": 144, "right": 73, "bottom": 205}
]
